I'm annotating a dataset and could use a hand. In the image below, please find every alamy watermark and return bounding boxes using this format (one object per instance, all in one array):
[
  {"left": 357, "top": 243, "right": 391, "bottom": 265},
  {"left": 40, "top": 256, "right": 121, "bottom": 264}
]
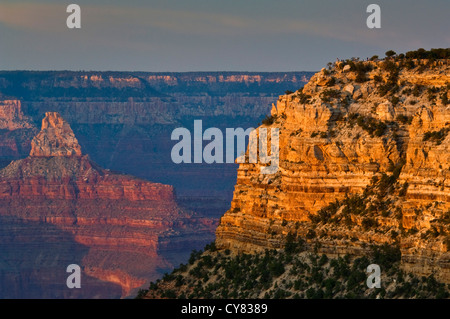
[
  {"left": 66, "top": 4, "right": 81, "bottom": 29},
  {"left": 366, "top": 264, "right": 381, "bottom": 288},
  {"left": 171, "top": 120, "right": 279, "bottom": 174},
  {"left": 66, "top": 264, "right": 81, "bottom": 289},
  {"left": 366, "top": 4, "right": 381, "bottom": 29}
]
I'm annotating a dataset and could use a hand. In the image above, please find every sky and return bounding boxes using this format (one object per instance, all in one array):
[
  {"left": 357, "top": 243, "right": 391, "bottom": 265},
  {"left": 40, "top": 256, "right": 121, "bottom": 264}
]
[{"left": 0, "top": 0, "right": 449, "bottom": 72}]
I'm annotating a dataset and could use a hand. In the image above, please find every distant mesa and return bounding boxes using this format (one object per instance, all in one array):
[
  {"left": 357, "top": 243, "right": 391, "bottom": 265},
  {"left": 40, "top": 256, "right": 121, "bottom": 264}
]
[{"left": 30, "top": 112, "right": 82, "bottom": 157}]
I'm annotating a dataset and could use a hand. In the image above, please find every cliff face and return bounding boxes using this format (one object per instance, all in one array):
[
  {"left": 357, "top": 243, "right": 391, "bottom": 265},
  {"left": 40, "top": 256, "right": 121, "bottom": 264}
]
[
  {"left": 0, "top": 100, "right": 34, "bottom": 130},
  {"left": 0, "top": 100, "right": 37, "bottom": 158},
  {"left": 216, "top": 58, "right": 450, "bottom": 283},
  {"left": 30, "top": 112, "right": 82, "bottom": 157},
  {"left": 0, "top": 113, "right": 214, "bottom": 298}
]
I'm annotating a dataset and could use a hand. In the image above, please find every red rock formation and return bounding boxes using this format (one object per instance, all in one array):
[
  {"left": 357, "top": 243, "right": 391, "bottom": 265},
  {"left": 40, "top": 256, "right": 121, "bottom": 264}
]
[
  {"left": 0, "top": 100, "right": 37, "bottom": 159},
  {"left": 0, "top": 100, "right": 34, "bottom": 130},
  {"left": 30, "top": 112, "right": 82, "bottom": 157},
  {"left": 0, "top": 112, "right": 214, "bottom": 298}
]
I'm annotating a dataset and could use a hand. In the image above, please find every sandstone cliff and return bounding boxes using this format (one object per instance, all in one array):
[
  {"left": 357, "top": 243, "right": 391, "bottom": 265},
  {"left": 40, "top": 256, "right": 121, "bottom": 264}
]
[
  {"left": 30, "top": 112, "right": 82, "bottom": 157},
  {"left": 216, "top": 56, "right": 450, "bottom": 283},
  {"left": 0, "top": 100, "right": 34, "bottom": 130},
  {"left": 0, "top": 112, "right": 214, "bottom": 298},
  {"left": 0, "top": 100, "right": 37, "bottom": 159}
]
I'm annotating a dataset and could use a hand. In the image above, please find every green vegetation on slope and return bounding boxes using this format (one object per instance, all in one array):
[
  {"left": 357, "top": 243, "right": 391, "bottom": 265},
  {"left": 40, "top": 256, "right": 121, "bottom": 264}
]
[{"left": 138, "top": 242, "right": 450, "bottom": 299}]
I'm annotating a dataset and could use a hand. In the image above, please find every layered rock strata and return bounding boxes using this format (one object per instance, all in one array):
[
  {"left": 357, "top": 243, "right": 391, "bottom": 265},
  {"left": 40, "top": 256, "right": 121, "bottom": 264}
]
[
  {"left": 0, "top": 71, "right": 313, "bottom": 221},
  {"left": 0, "top": 100, "right": 37, "bottom": 159},
  {"left": 0, "top": 112, "right": 214, "bottom": 298},
  {"left": 216, "top": 58, "right": 450, "bottom": 283}
]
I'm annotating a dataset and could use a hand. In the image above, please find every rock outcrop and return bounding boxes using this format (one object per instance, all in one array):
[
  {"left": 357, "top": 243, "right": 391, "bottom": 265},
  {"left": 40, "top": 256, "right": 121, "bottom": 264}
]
[
  {"left": 0, "top": 100, "right": 37, "bottom": 159},
  {"left": 0, "top": 112, "right": 215, "bottom": 298},
  {"left": 0, "top": 100, "right": 34, "bottom": 130},
  {"left": 30, "top": 112, "right": 82, "bottom": 157},
  {"left": 216, "top": 57, "right": 450, "bottom": 283}
]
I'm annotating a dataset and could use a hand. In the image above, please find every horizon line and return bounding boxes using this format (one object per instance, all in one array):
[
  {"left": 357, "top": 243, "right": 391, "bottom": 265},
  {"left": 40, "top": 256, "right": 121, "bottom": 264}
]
[{"left": 0, "top": 69, "right": 317, "bottom": 73}]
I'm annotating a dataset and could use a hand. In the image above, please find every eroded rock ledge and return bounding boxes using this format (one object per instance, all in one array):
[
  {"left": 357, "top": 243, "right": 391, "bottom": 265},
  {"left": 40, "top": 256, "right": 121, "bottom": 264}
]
[{"left": 216, "top": 57, "right": 450, "bottom": 283}]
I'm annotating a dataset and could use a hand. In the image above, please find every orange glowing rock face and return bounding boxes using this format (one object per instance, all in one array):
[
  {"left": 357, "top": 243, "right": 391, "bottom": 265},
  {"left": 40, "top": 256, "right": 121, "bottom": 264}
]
[
  {"left": 0, "top": 112, "right": 215, "bottom": 298},
  {"left": 216, "top": 59, "right": 450, "bottom": 283},
  {"left": 30, "top": 112, "right": 82, "bottom": 157}
]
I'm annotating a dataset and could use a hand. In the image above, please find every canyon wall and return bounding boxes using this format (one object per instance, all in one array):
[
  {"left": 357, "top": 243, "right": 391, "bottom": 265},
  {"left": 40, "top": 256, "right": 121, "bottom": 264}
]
[
  {"left": 0, "top": 71, "right": 312, "bottom": 220},
  {"left": 216, "top": 59, "right": 450, "bottom": 283}
]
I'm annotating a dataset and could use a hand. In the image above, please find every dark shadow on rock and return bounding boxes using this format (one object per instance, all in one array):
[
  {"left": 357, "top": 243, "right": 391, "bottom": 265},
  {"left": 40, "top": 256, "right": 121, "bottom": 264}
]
[{"left": 0, "top": 216, "right": 122, "bottom": 299}]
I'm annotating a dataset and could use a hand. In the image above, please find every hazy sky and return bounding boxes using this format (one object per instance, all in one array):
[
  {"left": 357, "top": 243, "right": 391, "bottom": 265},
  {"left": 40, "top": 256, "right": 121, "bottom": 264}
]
[{"left": 0, "top": 0, "right": 449, "bottom": 71}]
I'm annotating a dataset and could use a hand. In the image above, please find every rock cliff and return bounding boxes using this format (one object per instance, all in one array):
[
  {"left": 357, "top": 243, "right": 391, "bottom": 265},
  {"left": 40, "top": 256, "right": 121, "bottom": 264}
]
[
  {"left": 30, "top": 112, "right": 82, "bottom": 157},
  {"left": 0, "top": 100, "right": 37, "bottom": 159},
  {"left": 0, "top": 100, "right": 34, "bottom": 130},
  {"left": 0, "top": 112, "right": 214, "bottom": 298},
  {"left": 216, "top": 56, "right": 450, "bottom": 283},
  {"left": 0, "top": 71, "right": 313, "bottom": 222}
]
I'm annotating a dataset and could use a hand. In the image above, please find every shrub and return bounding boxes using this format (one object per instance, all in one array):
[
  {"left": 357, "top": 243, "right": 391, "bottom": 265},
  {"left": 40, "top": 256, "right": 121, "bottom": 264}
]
[
  {"left": 353, "top": 62, "right": 372, "bottom": 83},
  {"left": 405, "top": 48, "right": 450, "bottom": 60},
  {"left": 188, "top": 249, "right": 203, "bottom": 265},
  {"left": 306, "top": 229, "right": 317, "bottom": 239},
  {"left": 381, "top": 60, "right": 398, "bottom": 72},
  {"left": 391, "top": 96, "right": 400, "bottom": 106},
  {"left": 355, "top": 72, "right": 367, "bottom": 83},
  {"left": 136, "top": 289, "right": 148, "bottom": 299},
  {"left": 427, "top": 87, "right": 439, "bottom": 101},
  {"left": 385, "top": 50, "right": 397, "bottom": 58},
  {"left": 377, "top": 66, "right": 399, "bottom": 96},
  {"left": 362, "top": 217, "right": 377, "bottom": 230},
  {"left": 262, "top": 114, "right": 277, "bottom": 125},
  {"left": 162, "top": 289, "right": 177, "bottom": 299},
  {"left": 320, "top": 89, "right": 341, "bottom": 102},
  {"left": 405, "top": 60, "right": 415, "bottom": 69},
  {"left": 423, "top": 128, "right": 450, "bottom": 144},
  {"left": 285, "top": 233, "right": 305, "bottom": 254},
  {"left": 373, "top": 75, "right": 383, "bottom": 83},
  {"left": 396, "top": 114, "right": 412, "bottom": 125},
  {"left": 297, "top": 91, "right": 312, "bottom": 104},
  {"left": 441, "top": 92, "right": 449, "bottom": 105},
  {"left": 412, "top": 85, "right": 422, "bottom": 97},
  {"left": 326, "top": 77, "right": 336, "bottom": 87},
  {"left": 356, "top": 115, "right": 387, "bottom": 137},
  {"left": 370, "top": 243, "right": 401, "bottom": 268},
  {"left": 204, "top": 242, "right": 217, "bottom": 252},
  {"left": 175, "top": 275, "right": 185, "bottom": 287}
]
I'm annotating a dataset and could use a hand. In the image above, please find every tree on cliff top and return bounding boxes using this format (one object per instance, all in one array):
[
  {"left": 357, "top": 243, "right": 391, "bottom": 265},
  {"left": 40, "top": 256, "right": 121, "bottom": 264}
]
[{"left": 385, "top": 50, "right": 397, "bottom": 58}]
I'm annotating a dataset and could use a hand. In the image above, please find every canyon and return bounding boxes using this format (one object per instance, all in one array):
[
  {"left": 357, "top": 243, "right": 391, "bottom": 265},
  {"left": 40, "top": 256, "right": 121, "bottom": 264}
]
[
  {"left": 0, "top": 71, "right": 312, "bottom": 219},
  {"left": 0, "top": 112, "right": 214, "bottom": 298},
  {"left": 142, "top": 53, "right": 450, "bottom": 300},
  {"left": 0, "top": 71, "right": 310, "bottom": 298}
]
